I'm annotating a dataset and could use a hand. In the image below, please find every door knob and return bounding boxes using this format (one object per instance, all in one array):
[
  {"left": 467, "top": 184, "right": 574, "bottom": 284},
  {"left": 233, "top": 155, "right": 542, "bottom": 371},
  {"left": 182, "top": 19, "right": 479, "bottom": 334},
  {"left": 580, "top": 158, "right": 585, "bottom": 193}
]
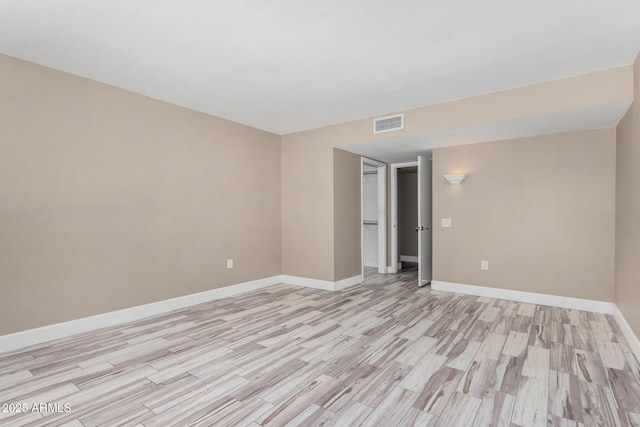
[{"left": 415, "top": 226, "right": 431, "bottom": 231}]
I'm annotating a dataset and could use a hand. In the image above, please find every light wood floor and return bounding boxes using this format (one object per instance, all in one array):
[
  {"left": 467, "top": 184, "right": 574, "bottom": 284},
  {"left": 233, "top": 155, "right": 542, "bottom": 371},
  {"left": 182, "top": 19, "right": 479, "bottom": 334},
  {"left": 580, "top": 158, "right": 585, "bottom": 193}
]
[{"left": 2, "top": 270, "right": 640, "bottom": 426}]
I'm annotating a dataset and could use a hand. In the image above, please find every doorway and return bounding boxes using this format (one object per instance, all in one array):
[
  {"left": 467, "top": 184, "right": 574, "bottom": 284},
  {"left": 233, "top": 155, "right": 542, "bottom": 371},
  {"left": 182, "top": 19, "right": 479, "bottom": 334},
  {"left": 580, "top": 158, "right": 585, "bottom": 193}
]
[
  {"left": 396, "top": 166, "right": 418, "bottom": 271},
  {"left": 361, "top": 158, "right": 387, "bottom": 277},
  {"left": 391, "top": 156, "right": 432, "bottom": 285}
]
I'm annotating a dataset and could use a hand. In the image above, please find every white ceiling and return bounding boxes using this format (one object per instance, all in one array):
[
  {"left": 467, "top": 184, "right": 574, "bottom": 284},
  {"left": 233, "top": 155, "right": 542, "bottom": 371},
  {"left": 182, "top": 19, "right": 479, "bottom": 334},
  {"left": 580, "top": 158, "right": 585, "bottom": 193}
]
[{"left": 1, "top": 0, "right": 639, "bottom": 137}]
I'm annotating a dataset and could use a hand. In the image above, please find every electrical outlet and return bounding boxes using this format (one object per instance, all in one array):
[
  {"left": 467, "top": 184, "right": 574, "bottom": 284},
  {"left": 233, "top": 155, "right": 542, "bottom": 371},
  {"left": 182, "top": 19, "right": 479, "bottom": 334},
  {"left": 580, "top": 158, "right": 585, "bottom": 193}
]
[
  {"left": 441, "top": 218, "right": 452, "bottom": 228},
  {"left": 227, "top": 259, "right": 233, "bottom": 269},
  {"left": 481, "top": 260, "right": 489, "bottom": 270}
]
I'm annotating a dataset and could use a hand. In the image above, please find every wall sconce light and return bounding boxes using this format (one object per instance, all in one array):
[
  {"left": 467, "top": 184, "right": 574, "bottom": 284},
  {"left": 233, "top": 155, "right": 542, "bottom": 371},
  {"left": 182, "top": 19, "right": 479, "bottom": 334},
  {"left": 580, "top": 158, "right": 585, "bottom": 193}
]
[{"left": 443, "top": 173, "right": 466, "bottom": 184}]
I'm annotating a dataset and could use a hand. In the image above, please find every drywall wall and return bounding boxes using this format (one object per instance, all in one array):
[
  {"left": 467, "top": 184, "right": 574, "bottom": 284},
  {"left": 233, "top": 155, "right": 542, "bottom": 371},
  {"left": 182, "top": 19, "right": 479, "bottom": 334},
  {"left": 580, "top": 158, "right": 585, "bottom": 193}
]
[
  {"left": 333, "top": 149, "right": 362, "bottom": 280},
  {"left": 281, "top": 67, "right": 632, "bottom": 282},
  {"left": 432, "top": 129, "right": 616, "bottom": 301},
  {"left": 281, "top": 129, "right": 335, "bottom": 281},
  {"left": 2, "top": 50, "right": 634, "bottom": 336},
  {"left": 616, "top": 53, "right": 640, "bottom": 335},
  {"left": 398, "top": 170, "right": 418, "bottom": 259},
  {"left": 0, "top": 54, "right": 281, "bottom": 334}
]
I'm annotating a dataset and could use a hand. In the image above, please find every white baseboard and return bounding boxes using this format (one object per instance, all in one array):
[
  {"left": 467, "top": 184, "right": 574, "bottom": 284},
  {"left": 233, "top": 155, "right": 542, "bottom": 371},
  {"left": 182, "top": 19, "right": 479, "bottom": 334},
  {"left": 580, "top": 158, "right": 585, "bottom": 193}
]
[
  {"left": 430, "top": 280, "right": 640, "bottom": 361},
  {"left": 0, "top": 275, "right": 283, "bottom": 354},
  {"left": 334, "top": 274, "right": 364, "bottom": 290},
  {"left": 281, "top": 274, "right": 362, "bottom": 291},
  {"left": 0, "top": 273, "right": 367, "bottom": 354},
  {"left": 400, "top": 255, "right": 418, "bottom": 263},
  {"left": 431, "top": 280, "right": 614, "bottom": 314},
  {"left": 6, "top": 272, "right": 637, "bottom": 366},
  {"left": 281, "top": 275, "right": 334, "bottom": 291},
  {"left": 613, "top": 305, "right": 640, "bottom": 360}
]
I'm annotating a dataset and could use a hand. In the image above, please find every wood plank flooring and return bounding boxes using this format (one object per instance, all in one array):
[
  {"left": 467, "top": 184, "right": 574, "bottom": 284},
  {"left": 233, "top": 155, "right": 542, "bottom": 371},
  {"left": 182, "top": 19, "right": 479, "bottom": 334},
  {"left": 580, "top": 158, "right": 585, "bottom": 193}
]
[{"left": 1, "top": 269, "right": 640, "bottom": 426}]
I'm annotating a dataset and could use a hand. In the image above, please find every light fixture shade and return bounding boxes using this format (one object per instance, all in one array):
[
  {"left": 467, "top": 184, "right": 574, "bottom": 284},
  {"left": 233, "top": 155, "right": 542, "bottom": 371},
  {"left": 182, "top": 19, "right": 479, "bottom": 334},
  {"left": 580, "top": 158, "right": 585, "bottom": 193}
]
[{"left": 443, "top": 173, "right": 466, "bottom": 184}]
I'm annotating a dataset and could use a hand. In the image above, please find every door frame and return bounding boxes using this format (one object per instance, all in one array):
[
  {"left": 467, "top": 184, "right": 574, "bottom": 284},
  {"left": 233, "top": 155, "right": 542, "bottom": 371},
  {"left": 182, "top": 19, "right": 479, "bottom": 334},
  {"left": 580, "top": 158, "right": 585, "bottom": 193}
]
[
  {"left": 417, "top": 155, "right": 433, "bottom": 286},
  {"left": 390, "top": 161, "right": 418, "bottom": 274},
  {"left": 361, "top": 157, "right": 387, "bottom": 275}
]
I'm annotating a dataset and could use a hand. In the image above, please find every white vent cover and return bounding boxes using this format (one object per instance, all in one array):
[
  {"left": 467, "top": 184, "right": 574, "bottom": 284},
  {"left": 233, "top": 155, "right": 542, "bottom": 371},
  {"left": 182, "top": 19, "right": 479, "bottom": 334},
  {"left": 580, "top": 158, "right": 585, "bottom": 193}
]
[{"left": 373, "top": 113, "right": 404, "bottom": 134}]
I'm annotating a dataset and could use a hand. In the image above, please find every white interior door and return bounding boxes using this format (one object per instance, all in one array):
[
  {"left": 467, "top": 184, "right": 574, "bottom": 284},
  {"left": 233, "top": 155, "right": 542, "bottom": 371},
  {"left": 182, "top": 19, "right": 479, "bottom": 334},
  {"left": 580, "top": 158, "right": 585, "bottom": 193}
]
[{"left": 417, "top": 155, "right": 432, "bottom": 286}]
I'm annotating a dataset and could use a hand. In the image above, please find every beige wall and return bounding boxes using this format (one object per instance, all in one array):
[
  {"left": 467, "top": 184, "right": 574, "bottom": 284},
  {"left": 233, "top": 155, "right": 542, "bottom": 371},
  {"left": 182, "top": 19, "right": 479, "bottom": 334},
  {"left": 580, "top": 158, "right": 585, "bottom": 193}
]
[
  {"left": 281, "top": 67, "right": 632, "bottom": 282},
  {"left": 398, "top": 171, "right": 418, "bottom": 258},
  {"left": 616, "top": 54, "right": 640, "bottom": 335},
  {"left": 280, "top": 142, "right": 364, "bottom": 283},
  {"left": 3, "top": 51, "right": 634, "bottom": 335},
  {"left": 0, "top": 55, "right": 281, "bottom": 334},
  {"left": 288, "top": 66, "right": 631, "bottom": 147},
  {"left": 432, "top": 129, "right": 616, "bottom": 301},
  {"left": 333, "top": 149, "right": 362, "bottom": 281},
  {"left": 281, "top": 130, "right": 335, "bottom": 281}
]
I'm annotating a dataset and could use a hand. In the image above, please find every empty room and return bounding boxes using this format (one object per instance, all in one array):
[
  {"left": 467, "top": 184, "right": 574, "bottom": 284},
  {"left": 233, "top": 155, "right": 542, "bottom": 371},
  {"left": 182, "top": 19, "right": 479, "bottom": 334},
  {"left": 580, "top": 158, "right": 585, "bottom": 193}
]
[{"left": 2, "top": 1, "right": 640, "bottom": 426}]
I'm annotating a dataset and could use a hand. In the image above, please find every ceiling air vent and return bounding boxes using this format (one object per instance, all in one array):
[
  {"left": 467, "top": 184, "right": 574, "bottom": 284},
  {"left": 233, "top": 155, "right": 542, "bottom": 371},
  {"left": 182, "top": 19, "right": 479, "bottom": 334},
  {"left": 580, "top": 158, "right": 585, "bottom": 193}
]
[{"left": 373, "top": 113, "right": 404, "bottom": 134}]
